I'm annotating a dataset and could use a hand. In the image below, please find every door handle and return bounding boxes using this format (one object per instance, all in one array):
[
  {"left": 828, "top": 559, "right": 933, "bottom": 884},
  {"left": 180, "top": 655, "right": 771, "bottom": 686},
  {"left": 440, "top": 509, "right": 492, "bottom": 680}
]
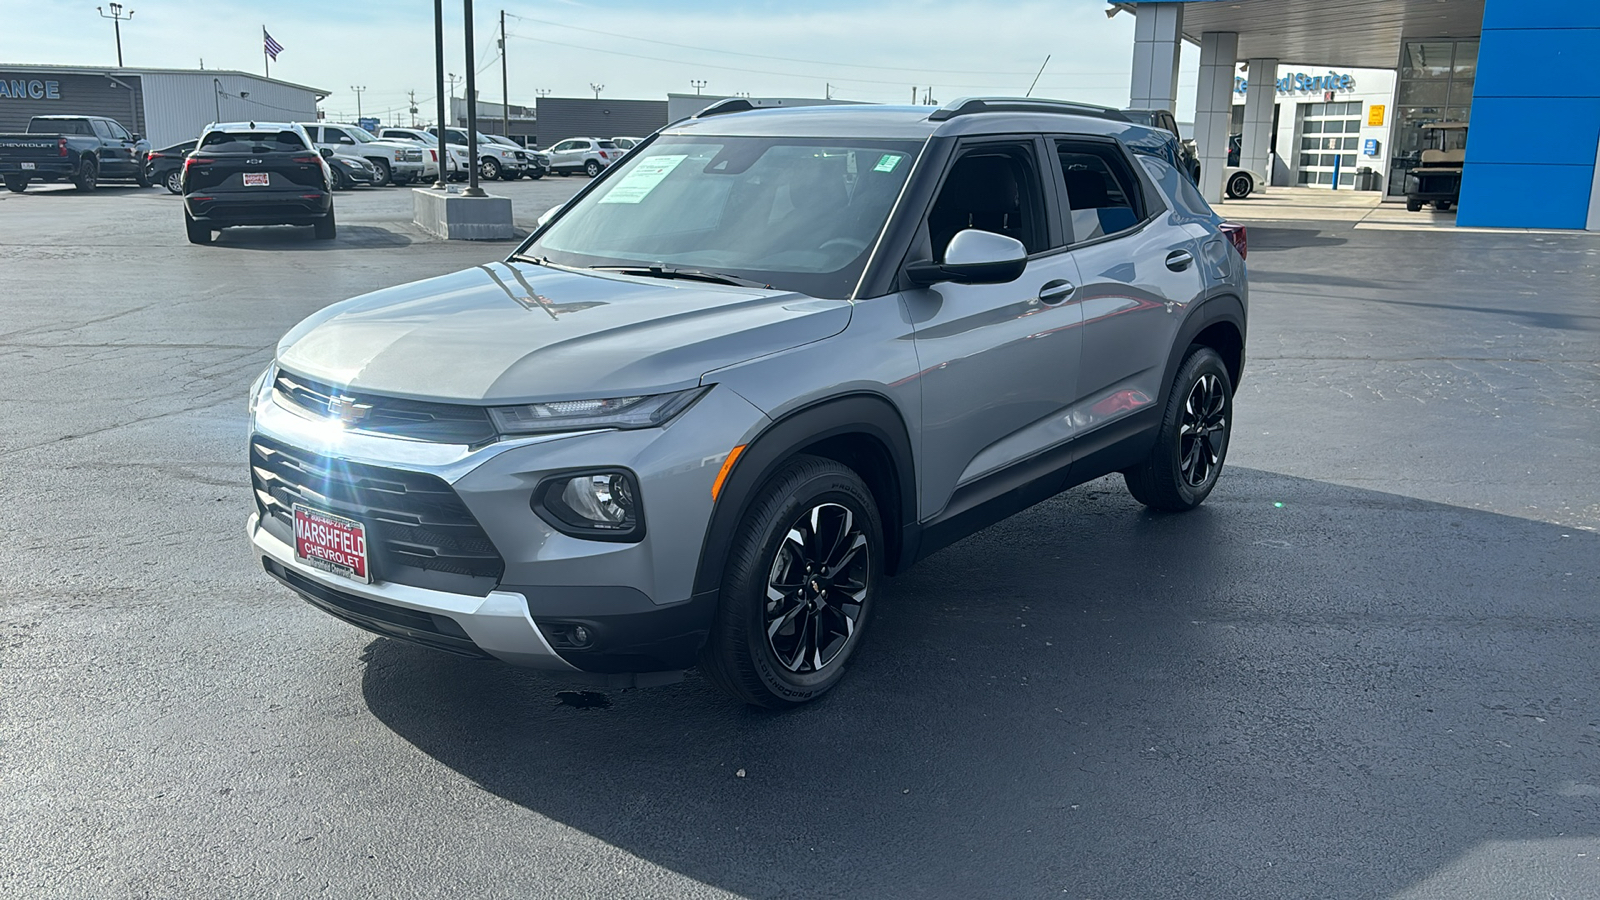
[
  {"left": 1165, "top": 249, "right": 1195, "bottom": 271},
  {"left": 1038, "top": 279, "right": 1076, "bottom": 305}
]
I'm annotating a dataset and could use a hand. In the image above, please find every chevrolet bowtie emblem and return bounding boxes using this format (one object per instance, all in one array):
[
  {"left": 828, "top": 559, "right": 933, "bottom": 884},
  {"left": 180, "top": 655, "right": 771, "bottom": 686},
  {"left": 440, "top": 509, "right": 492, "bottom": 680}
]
[{"left": 328, "top": 395, "right": 373, "bottom": 425}]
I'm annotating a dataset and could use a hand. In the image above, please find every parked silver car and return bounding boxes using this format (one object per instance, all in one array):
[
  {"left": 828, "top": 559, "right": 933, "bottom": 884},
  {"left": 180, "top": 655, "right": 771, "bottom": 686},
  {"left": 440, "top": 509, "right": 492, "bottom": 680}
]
[
  {"left": 247, "top": 98, "right": 1249, "bottom": 707},
  {"left": 545, "top": 136, "right": 621, "bottom": 176}
]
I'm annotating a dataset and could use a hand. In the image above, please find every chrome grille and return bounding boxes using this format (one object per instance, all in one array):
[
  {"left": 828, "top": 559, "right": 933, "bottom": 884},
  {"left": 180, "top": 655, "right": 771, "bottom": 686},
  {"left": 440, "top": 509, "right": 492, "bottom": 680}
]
[
  {"left": 251, "top": 436, "right": 505, "bottom": 596},
  {"left": 401, "top": 148, "right": 424, "bottom": 161},
  {"left": 273, "top": 371, "right": 497, "bottom": 445}
]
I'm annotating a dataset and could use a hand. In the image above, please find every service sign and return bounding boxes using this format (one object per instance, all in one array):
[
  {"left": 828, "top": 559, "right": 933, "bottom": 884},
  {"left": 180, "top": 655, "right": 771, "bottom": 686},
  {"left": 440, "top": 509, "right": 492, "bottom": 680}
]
[{"left": 0, "top": 78, "right": 62, "bottom": 101}]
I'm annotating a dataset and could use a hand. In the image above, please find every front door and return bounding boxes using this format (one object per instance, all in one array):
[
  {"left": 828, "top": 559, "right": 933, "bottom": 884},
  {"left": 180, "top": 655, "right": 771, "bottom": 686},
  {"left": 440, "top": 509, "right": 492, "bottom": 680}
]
[{"left": 906, "top": 139, "right": 1083, "bottom": 520}]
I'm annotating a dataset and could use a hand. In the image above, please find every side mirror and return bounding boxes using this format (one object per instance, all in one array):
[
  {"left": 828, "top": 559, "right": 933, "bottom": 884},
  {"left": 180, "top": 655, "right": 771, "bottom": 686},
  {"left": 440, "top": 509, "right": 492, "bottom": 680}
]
[
  {"left": 319, "top": 148, "right": 334, "bottom": 159},
  {"left": 131, "top": 133, "right": 141, "bottom": 142},
  {"left": 906, "top": 229, "right": 1027, "bottom": 286}
]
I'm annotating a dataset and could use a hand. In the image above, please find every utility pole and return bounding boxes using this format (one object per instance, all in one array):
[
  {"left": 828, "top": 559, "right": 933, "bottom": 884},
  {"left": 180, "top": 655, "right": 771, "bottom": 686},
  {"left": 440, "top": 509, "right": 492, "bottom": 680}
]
[
  {"left": 96, "top": 4, "right": 133, "bottom": 67},
  {"left": 536, "top": 88, "right": 550, "bottom": 98},
  {"left": 408, "top": 90, "right": 419, "bottom": 128},
  {"left": 590, "top": 83, "right": 604, "bottom": 100},
  {"left": 690, "top": 79, "right": 707, "bottom": 96},
  {"left": 499, "top": 9, "right": 510, "bottom": 137},
  {"left": 911, "top": 86, "right": 916, "bottom": 104},
  {"left": 463, "top": 0, "right": 484, "bottom": 197},
  {"left": 825, "top": 82, "right": 832, "bottom": 100},
  {"left": 350, "top": 86, "right": 366, "bottom": 121}
]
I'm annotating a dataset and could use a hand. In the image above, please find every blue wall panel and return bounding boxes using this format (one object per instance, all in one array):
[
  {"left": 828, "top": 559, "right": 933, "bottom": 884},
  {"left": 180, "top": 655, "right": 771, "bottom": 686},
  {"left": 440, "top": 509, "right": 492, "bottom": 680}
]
[
  {"left": 1459, "top": 0, "right": 1600, "bottom": 229},
  {"left": 1456, "top": 163, "right": 1595, "bottom": 229}
]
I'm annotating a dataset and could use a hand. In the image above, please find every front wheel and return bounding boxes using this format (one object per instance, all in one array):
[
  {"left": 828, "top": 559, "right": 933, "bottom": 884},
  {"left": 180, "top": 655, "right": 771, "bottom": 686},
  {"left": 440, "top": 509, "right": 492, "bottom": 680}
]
[
  {"left": 3, "top": 174, "right": 27, "bottom": 193},
  {"left": 1225, "top": 172, "right": 1252, "bottom": 199},
  {"left": 480, "top": 157, "right": 501, "bottom": 181},
  {"left": 700, "top": 455, "right": 882, "bottom": 708},
  {"left": 1406, "top": 198, "right": 1423, "bottom": 212},
  {"left": 1124, "top": 346, "right": 1233, "bottom": 511},
  {"left": 328, "top": 166, "right": 347, "bottom": 191},
  {"left": 526, "top": 169, "right": 544, "bottom": 180},
  {"left": 367, "top": 158, "right": 392, "bottom": 187},
  {"left": 1436, "top": 201, "right": 1453, "bottom": 211},
  {"left": 584, "top": 160, "right": 601, "bottom": 177}
]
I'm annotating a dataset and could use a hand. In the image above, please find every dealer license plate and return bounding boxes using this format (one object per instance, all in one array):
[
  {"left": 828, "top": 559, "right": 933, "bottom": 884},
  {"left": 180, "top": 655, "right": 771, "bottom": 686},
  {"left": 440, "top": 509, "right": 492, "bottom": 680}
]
[
  {"left": 20, "top": 162, "right": 35, "bottom": 170},
  {"left": 293, "top": 504, "right": 370, "bottom": 583},
  {"left": 243, "top": 172, "right": 269, "bottom": 186}
]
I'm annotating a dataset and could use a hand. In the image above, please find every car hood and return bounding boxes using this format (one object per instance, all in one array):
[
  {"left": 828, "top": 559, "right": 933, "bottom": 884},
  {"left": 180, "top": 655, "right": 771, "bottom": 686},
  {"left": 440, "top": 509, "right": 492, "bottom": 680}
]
[{"left": 275, "top": 262, "right": 850, "bottom": 404}]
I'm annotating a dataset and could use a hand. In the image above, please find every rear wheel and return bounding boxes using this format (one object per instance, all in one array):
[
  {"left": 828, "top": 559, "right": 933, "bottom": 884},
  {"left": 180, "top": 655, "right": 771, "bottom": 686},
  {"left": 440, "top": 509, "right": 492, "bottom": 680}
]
[
  {"left": 73, "top": 157, "right": 98, "bottom": 191},
  {"left": 3, "top": 174, "right": 26, "bottom": 193},
  {"left": 1124, "top": 346, "right": 1233, "bottom": 512},
  {"left": 313, "top": 209, "right": 336, "bottom": 241},
  {"left": 184, "top": 212, "right": 213, "bottom": 245},
  {"left": 1406, "top": 198, "right": 1423, "bottom": 212},
  {"left": 163, "top": 170, "right": 183, "bottom": 194},
  {"left": 1225, "top": 172, "right": 1252, "bottom": 199},
  {"left": 584, "top": 160, "right": 601, "bottom": 177},
  {"left": 700, "top": 455, "right": 881, "bottom": 708}
]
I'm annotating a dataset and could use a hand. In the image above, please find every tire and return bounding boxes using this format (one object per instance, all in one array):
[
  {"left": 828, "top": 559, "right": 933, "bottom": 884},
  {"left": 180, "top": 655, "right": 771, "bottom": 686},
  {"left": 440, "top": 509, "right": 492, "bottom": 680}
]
[
  {"left": 3, "top": 174, "right": 26, "bottom": 193},
  {"left": 1435, "top": 201, "right": 1453, "bottom": 212},
  {"left": 313, "top": 209, "right": 336, "bottom": 241},
  {"left": 328, "top": 166, "right": 347, "bottom": 191},
  {"left": 164, "top": 170, "right": 183, "bottom": 194},
  {"left": 501, "top": 168, "right": 522, "bottom": 181},
  {"left": 1406, "top": 198, "right": 1423, "bottom": 212},
  {"left": 1225, "top": 172, "right": 1251, "bottom": 199},
  {"left": 584, "top": 160, "right": 601, "bottom": 177},
  {"left": 135, "top": 167, "right": 151, "bottom": 188},
  {"left": 480, "top": 157, "right": 501, "bottom": 181},
  {"left": 392, "top": 173, "right": 412, "bottom": 186},
  {"left": 1124, "top": 346, "right": 1233, "bottom": 512},
  {"left": 184, "top": 211, "right": 213, "bottom": 245},
  {"left": 699, "top": 455, "right": 883, "bottom": 709},
  {"left": 366, "top": 158, "right": 391, "bottom": 187},
  {"left": 73, "top": 157, "right": 98, "bottom": 191},
  {"left": 527, "top": 169, "right": 544, "bottom": 180}
]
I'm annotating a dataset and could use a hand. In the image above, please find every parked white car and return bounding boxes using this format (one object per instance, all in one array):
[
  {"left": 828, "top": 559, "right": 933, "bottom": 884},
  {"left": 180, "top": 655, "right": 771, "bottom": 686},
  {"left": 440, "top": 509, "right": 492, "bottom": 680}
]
[
  {"left": 377, "top": 127, "right": 471, "bottom": 181},
  {"left": 429, "top": 127, "right": 528, "bottom": 181},
  {"left": 296, "top": 124, "right": 432, "bottom": 186},
  {"left": 546, "top": 137, "right": 621, "bottom": 177}
]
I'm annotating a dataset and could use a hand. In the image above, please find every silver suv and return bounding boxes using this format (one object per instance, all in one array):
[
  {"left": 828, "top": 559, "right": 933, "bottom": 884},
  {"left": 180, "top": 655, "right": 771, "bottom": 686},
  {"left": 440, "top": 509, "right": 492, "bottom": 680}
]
[{"left": 247, "top": 98, "right": 1248, "bottom": 707}]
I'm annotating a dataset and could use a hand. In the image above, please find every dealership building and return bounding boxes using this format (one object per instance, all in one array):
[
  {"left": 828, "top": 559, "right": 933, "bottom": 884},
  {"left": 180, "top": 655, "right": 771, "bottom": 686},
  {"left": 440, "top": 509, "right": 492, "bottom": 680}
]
[
  {"left": 0, "top": 64, "right": 327, "bottom": 148},
  {"left": 1125, "top": 0, "right": 1600, "bottom": 230},
  {"left": 1226, "top": 64, "right": 1399, "bottom": 192}
]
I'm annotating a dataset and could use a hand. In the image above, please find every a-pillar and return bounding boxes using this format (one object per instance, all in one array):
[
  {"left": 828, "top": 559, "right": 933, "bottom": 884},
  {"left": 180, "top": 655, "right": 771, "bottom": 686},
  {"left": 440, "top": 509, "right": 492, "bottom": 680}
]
[
  {"left": 1240, "top": 57, "right": 1278, "bottom": 190},
  {"left": 1193, "top": 31, "right": 1239, "bottom": 202},
  {"left": 1129, "top": 2, "right": 1184, "bottom": 113}
]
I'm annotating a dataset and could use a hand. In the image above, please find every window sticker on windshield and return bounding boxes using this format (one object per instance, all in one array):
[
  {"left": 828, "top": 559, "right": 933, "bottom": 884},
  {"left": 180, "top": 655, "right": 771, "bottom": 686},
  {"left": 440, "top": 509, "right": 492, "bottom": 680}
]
[
  {"left": 598, "top": 155, "right": 688, "bottom": 204},
  {"left": 873, "top": 154, "right": 903, "bottom": 173}
]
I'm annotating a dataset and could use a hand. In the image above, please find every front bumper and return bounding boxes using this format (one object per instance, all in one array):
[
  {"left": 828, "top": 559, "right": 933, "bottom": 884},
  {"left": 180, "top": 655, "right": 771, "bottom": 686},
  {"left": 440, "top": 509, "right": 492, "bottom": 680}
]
[
  {"left": 247, "top": 375, "right": 770, "bottom": 676},
  {"left": 390, "top": 160, "right": 427, "bottom": 178}
]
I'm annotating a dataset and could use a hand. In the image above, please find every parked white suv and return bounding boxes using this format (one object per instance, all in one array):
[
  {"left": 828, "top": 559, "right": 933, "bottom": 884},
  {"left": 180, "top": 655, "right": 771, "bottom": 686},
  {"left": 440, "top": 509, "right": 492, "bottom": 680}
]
[
  {"left": 378, "top": 127, "right": 471, "bottom": 181},
  {"left": 297, "top": 124, "right": 431, "bottom": 186},
  {"left": 430, "top": 127, "right": 527, "bottom": 181},
  {"left": 546, "top": 137, "right": 621, "bottom": 177}
]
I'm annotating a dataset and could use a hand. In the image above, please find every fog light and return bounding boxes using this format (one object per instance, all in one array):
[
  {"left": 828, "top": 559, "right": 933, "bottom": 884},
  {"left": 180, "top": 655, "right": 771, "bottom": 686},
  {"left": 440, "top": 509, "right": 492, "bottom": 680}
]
[
  {"left": 533, "top": 470, "right": 645, "bottom": 542},
  {"left": 570, "top": 625, "right": 593, "bottom": 647}
]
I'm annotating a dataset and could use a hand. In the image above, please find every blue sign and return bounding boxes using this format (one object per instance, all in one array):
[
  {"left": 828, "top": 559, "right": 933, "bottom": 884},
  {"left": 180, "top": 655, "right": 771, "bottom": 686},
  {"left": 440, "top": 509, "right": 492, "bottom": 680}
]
[
  {"left": 0, "top": 78, "right": 61, "bottom": 100},
  {"left": 359, "top": 116, "right": 380, "bottom": 132},
  {"left": 1363, "top": 138, "right": 1379, "bottom": 156},
  {"left": 1235, "top": 71, "right": 1356, "bottom": 95}
]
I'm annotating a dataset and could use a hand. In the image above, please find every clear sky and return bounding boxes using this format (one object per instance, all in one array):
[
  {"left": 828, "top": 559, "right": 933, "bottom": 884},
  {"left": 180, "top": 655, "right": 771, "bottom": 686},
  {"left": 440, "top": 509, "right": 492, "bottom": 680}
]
[{"left": 6, "top": 0, "right": 1200, "bottom": 124}]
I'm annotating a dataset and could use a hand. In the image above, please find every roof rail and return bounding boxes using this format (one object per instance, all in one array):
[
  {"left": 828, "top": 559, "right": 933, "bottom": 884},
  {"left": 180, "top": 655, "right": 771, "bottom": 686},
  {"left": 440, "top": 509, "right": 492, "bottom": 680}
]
[
  {"left": 693, "top": 97, "right": 756, "bottom": 118},
  {"left": 928, "top": 97, "right": 1131, "bottom": 123}
]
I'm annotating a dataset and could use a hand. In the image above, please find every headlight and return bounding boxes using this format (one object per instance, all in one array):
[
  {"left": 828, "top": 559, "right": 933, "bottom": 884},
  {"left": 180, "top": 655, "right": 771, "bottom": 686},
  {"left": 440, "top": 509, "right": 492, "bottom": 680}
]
[
  {"left": 487, "top": 388, "right": 706, "bottom": 436},
  {"left": 338, "top": 158, "right": 362, "bottom": 168},
  {"left": 248, "top": 364, "right": 276, "bottom": 415},
  {"left": 533, "top": 470, "right": 644, "bottom": 541}
]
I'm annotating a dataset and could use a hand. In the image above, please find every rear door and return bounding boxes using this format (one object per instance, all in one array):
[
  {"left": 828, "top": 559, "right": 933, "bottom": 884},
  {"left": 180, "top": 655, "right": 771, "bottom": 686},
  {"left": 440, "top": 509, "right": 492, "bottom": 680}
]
[
  {"left": 907, "top": 137, "right": 1084, "bottom": 518},
  {"left": 185, "top": 130, "right": 326, "bottom": 194},
  {"left": 1051, "top": 136, "right": 1202, "bottom": 424}
]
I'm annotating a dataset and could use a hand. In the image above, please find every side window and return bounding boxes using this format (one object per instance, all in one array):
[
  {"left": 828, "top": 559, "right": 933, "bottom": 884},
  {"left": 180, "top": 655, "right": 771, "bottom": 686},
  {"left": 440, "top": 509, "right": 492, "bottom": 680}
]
[
  {"left": 554, "top": 140, "right": 577, "bottom": 152},
  {"left": 926, "top": 143, "right": 1048, "bottom": 261},
  {"left": 325, "top": 128, "right": 353, "bottom": 144},
  {"left": 1055, "top": 140, "right": 1146, "bottom": 243},
  {"left": 303, "top": 127, "right": 321, "bottom": 142},
  {"left": 107, "top": 121, "right": 131, "bottom": 141},
  {"left": 91, "top": 120, "right": 113, "bottom": 139}
]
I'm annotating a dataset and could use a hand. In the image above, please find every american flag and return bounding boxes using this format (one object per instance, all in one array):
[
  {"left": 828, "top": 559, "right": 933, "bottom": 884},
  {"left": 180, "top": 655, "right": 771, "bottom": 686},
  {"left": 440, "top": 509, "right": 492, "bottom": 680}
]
[{"left": 264, "top": 30, "right": 284, "bottom": 61}]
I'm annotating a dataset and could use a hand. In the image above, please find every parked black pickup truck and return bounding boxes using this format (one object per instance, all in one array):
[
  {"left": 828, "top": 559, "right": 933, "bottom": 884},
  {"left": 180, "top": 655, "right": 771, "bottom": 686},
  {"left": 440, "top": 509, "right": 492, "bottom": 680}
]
[{"left": 0, "top": 115, "right": 151, "bottom": 193}]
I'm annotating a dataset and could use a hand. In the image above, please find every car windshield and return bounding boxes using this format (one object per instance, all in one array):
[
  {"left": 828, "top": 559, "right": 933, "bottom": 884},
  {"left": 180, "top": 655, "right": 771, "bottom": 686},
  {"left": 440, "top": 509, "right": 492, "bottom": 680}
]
[
  {"left": 199, "top": 130, "right": 308, "bottom": 152},
  {"left": 344, "top": 127, "right": 379, "bottom": 143},
  {"left": 520, "top": 135, "right": 923, "bottom": 300}
]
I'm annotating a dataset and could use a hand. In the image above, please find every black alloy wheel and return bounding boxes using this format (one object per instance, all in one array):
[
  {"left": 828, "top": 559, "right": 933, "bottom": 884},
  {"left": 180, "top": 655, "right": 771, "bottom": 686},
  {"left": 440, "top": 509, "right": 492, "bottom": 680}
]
[
  {"left": 3, "top": 174, "right": 26, "bottom": 193},
  {"left": 164, "top": 170, "right": 183, "bottom": 194},
  {"left": 74, "top": 157, "right": 98, "bottom": 191},
  {"left": 701, "top": 455, "right": 882, "bottom": 708},
  {"left": 1124, "top": 346, "right": 1233, "bottom": 511}
]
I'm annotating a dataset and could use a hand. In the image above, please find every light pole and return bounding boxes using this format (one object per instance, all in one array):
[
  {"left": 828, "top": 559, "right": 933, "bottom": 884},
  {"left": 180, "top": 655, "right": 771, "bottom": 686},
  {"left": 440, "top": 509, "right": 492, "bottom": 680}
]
[
  {"left": 432, "top": 0, "right": 448, "bottom": 189},
  {"left": 97, "top": 4, "right": 134, "bottom": 67},
  {"left": 690, "top": 79, "right": 707, "bottom": 96},
  {"left": 590, "top": 83, "right": 604, "bottom": 100},
  {"left": 462, "top": 0, "right": 485, "bottom": 197},
  {"left": 213, "top": 78, "right": 222, "bottom": 122},
  {"left": 351, "top": 86, "right": 366, "bottom": 121},
  {"left": 535, "top": 88, "right": 550, "bottom": 99}
]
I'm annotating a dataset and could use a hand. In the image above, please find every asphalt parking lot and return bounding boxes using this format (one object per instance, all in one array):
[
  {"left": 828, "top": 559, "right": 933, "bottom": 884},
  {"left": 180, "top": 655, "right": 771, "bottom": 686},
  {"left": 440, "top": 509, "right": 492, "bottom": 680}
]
[{"left": 2, "top": 182, "right": 1598, "bottom": 899}]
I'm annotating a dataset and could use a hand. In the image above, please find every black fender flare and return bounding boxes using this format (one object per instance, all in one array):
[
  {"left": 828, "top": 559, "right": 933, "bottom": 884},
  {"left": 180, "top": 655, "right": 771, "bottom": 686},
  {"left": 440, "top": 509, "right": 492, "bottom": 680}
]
[
  {"left": 1157, "top": 291, "right": 1247, "bottom": 410},
  {"left": 690, "top": 392, "right": 918, "bottom": 600}
]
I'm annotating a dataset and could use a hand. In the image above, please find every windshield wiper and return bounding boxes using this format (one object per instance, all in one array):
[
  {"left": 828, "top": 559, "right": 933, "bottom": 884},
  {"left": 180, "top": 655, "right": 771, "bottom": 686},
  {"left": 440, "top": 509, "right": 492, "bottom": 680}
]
[{"left": 588, "top": 265, "right": 771, "bottom": 289}]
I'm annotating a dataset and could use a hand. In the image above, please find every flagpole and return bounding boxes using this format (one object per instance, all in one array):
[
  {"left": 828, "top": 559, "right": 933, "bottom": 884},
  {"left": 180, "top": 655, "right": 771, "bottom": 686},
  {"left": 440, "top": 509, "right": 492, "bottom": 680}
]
[{"left": 263, "top": 26, "right": 269, "bottom": 77}]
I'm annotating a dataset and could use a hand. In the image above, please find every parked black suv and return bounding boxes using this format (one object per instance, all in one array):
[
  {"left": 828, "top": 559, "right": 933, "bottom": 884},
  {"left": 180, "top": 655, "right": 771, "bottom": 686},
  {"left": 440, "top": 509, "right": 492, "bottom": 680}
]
[{"left": 182, "top": 122, "right": 335, "bottom": 244}]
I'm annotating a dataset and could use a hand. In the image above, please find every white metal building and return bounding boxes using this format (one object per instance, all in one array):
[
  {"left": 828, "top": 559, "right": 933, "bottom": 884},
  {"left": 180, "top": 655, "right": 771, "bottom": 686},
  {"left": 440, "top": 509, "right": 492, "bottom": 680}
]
[
  {"left": 0, "top": 65, "right": 328, "bottom": 147},
  {"left": 1230, "top": 64, "right": 1398, "bottom": 190}
]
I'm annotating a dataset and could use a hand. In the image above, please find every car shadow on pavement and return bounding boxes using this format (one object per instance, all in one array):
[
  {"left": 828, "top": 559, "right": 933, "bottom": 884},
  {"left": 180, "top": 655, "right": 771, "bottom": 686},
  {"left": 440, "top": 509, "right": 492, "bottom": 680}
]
[
  {"left": 359, "top": 466, "right": 1600, "bottom": 898},
  {"left": 209, "top": 225, "right": 412, "bottom": 250}
]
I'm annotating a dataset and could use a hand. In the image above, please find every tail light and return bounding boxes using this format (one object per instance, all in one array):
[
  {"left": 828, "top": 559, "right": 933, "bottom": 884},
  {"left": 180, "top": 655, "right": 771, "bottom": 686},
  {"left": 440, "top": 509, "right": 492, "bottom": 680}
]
[
  {"left": 58, "top": 137, "right": 68, "bottom": 157},
  {"left": 429, "top": 149, "right": 437, "bottom": 161},
  {"left": 598, "top": 151, "right": 609, "bottom": 159},
  {"left": 291, "top": 156, "right": 320, "bottom": 164},
  {"left": 184, "top": 157, "right": 215, "bottom": 170},
  {"left": 1220, "top": 222, "right": 1247, "bottom": 260}
]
